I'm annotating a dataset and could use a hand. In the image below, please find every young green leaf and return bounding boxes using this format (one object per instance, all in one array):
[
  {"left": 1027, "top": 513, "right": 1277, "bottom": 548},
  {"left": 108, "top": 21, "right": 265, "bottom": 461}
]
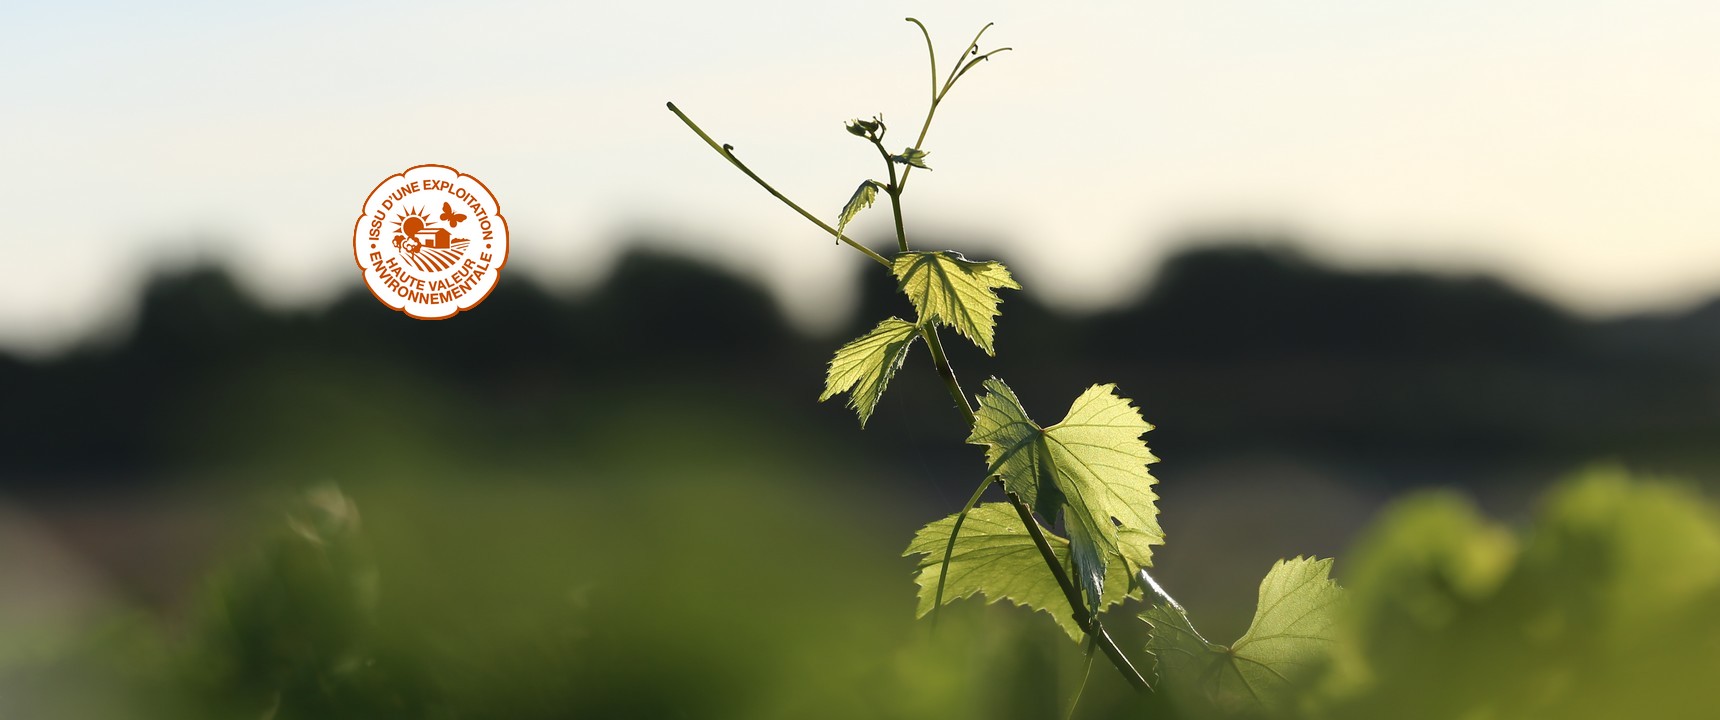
[
  {"left": 905, "top": 502, "right": 1139, "bottom": 641},
  {"left": 891, "top": 251, "right": 1020, "bottom": 355},
  {"left": 845, "top": 118, "right": 881, "bottom": 138},
  {"left": 819, "top": 317, "right": 921, "bottom": 426},
  {"left": 891, "top": 147, "right": 931, "bottom": 169},
  {"left": 967, "top": 377, "right": 1163, "bottom": 612},
  {"left": 836, "top": 180, "right": 884, "bottom": 242},
  {"left": 1144, "top": 557, "right": 1343, "bottom": 713}
]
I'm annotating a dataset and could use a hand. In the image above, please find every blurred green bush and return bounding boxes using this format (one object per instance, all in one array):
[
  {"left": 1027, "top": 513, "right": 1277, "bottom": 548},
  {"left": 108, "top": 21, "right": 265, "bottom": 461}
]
[
  {"left": 1314, "top": 466, "right": 1720, "bottom": 720},
  {"left": 6, "top": 467, "right": 1717, "bottom": 719}
]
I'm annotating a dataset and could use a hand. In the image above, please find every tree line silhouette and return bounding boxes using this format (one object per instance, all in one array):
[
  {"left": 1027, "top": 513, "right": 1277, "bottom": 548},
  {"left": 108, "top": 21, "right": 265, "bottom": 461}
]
[{"left": 5, "top": 240, "right": 1717, "bottom": 491}]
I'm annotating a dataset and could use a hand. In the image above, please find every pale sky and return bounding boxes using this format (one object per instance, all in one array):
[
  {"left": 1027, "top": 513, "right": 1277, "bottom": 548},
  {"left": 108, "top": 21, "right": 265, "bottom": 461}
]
[{"left": 3, "top": 0, "right": 1717, "bottom": 356}]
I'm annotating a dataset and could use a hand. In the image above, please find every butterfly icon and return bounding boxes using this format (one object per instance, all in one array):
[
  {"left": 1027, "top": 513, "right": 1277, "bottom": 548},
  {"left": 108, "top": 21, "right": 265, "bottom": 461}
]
[{"left": 440, "top": 202, "right": 468, "bottom": 228}]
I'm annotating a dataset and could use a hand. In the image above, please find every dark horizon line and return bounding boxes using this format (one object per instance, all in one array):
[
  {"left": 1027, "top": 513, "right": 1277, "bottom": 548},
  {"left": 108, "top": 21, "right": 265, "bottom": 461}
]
[{"left": 7, "top": 238, "right": 1717, "bottom": 364}]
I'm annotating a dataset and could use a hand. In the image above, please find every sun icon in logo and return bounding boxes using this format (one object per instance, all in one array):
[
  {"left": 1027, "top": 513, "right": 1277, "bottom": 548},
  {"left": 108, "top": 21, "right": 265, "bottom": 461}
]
[{"left": 390, "top": 206, "right": 433, "bottom": 254}]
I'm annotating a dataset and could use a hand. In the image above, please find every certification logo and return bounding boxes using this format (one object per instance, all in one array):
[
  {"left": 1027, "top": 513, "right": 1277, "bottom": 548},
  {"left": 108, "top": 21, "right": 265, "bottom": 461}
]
[{"left": 352, "top": 164, "right": 509, "bottom": 319}]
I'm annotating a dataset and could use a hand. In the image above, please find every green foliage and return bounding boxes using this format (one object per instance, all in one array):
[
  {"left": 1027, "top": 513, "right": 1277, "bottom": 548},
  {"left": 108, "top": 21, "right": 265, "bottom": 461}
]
[
  {"left": 890, "top": 251, "right": 1021, "bottom": 355},
  {"left": 1140, "top": 471, "right": 1720, "bottom": 719},
  {"left": 1316, "top": 468, "right": 1720, "bottom": 720},
  {"left": 968, "top": 378, "right": 1163, "bottom": 611},
  {"left": 670, "top": 18, "right": 1324, "bottom": 700},
  {"left": 844, "top": 117, "right": 881, "bottom": 139},
  {"left": 1336, "top": 490, "right": 1516, "bottom": 657},
  {"left": 670, "top": 16, "right": 1341, "bottom": 707},
  {"left": 819, "top": 317, "right": 920, "bottom": 425},
  {"left": 835, "top": 179, "right": 883, "bottom": 241},
  {"left": 30, "top": 13, "right": 1718, "bottom": 711},
  {"left": 891, "top": 147, "right": 931, "bottom": 169},
  {"left": 904, "top": 503, "right": 1139, "bottom": 641},
  {"left": 1144, "top": 557, "right": 1342, "bottom": 715},
  {"left": 190, "top": 485, "right": 426, "bottom": 719}
]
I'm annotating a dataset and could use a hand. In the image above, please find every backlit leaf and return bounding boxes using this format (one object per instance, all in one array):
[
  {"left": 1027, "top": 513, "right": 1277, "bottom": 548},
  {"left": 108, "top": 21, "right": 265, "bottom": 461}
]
[
  {"left": 1145, "top": 557, "right": 1343, "bottom": 713},
  {"left": 967, "top": 377, "right": 1162, "bottom": 611},
  {"left": 904, "top": 502, "right": 1139, "bottom": 641},
  {"left": 819, "top": 317, "right": 920, "bottom": 426},
  {"left": 891, "top": 251, "right": 1020, "bottom": 354},
  {"left": 836, "top": 180, "right": 884, "bottom": 242}
]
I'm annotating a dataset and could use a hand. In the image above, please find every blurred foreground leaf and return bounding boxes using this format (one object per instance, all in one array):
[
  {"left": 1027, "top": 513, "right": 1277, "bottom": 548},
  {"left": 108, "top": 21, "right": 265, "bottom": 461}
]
[
  {"left": 186, "top": 485, "right": 435, "bottom": 720},
  {"left": 1322, "top": 467, "right": 1720, "bottom": 720}
]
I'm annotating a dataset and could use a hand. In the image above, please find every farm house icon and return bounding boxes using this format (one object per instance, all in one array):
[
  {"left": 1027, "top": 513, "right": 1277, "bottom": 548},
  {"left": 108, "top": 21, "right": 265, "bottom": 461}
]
[{"left": 389, "top": 202, "right": 472, "bottom": 273}]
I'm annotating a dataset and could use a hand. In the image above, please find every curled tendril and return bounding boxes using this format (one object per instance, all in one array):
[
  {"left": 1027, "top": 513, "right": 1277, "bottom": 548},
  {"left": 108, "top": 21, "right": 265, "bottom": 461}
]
[
  {"left": 904, "top": 19, "right": 1008, "bottom": 105},
  {"left": 937, "top": 23, "right": 1006, "bottom": 101}
]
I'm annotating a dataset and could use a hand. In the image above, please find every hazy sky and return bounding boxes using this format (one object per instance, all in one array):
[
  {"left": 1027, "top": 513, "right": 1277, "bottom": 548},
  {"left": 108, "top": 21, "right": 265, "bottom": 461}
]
[{"left": 3, "top": 1, "right": 1717, "bottom": 356}]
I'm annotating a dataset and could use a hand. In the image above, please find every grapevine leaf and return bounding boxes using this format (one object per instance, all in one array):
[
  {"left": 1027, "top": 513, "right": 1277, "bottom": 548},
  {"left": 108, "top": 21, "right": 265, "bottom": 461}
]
[
  {"left": 836, "top": 180, "right": 884, "bottom": 242},
  {"left": 891, "top": 147, "right": 931, "bottom": 169},
  {"left": 904, "top": 502, "right": 1139, "bottom": 642},
  {"left": 891, "top": 251, "right": 1021, "bottom": 355},
  {"left": 1144, "top": 557, "right": 1343, "bottom": 713},
  {"left": 966, "top": 377, "right": 1162, "bottom": 613},
  {"left": 819, "top": 317, "right": 920, "bottom": 426},
  {"left": 845, "top": 118, "right": 880, "bottom": 138}
]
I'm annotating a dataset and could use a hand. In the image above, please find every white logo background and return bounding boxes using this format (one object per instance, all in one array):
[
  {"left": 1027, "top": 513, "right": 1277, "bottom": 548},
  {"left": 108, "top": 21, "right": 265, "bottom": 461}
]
[{"left": 352, "top": 165, "right": 509, "bottom": 319}]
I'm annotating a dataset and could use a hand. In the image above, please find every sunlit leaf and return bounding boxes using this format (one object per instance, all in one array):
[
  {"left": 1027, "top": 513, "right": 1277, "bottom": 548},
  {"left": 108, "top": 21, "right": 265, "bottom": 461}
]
[
  {"left": 1145, "top": 557, "right": 1342, "bottom": 713},
  {"left": 905, "top": 502, "right": 1139, "bottom": 641},
  {"left": 819, "top": 317, "right": 920, "bottom": 426},
  {"left": 967, "top": 377, "right": 1162, "bottom": 611},
  {"left": 836, "top": 180, "right": 884, "bottom": 242},
  {"left": 891, "top": 251, "right": 1020, "bottom": 354},
  {"left": 891, "top": 147, "right": 931, "bottom": 169}
]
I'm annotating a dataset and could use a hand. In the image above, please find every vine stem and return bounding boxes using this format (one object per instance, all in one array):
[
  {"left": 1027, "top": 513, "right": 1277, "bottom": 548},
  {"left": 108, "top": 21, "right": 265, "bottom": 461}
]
[
  {"left": 667, "top": 27, "right": 1143, "bottom": 686},
  {"left": 874, "top": 140, "right": 910, "bottom": 253},
  {"left": 666, "top": 102, "right": 891, "bottom": 268},
  {"left": 919, "top": 325, "right": 1150, "bottom": 691},
  {"left": 897, "top": 19, "right": 1011, "bottom": 194}
]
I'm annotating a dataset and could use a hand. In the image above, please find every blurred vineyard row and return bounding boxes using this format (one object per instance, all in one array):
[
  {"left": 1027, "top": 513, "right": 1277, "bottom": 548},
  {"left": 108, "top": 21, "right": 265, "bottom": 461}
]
[
  {"left": 3, "top": 244, "right": 1717, "bottom": 717},
  {"left": 3, "top": 467, "right": 1713, "bottom": 719}
]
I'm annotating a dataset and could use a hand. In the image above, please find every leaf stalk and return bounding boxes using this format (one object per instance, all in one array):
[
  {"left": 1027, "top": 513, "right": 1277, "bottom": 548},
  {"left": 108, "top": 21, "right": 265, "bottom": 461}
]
[{"left": 666, "top": 102, "right": 891, "bottom": 268}]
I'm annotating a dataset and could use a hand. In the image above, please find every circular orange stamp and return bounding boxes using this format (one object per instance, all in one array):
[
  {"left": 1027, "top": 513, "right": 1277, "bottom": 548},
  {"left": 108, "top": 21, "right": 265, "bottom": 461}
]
[{"left": 352, "top": 164, "right": 509, "bottom": 319}]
